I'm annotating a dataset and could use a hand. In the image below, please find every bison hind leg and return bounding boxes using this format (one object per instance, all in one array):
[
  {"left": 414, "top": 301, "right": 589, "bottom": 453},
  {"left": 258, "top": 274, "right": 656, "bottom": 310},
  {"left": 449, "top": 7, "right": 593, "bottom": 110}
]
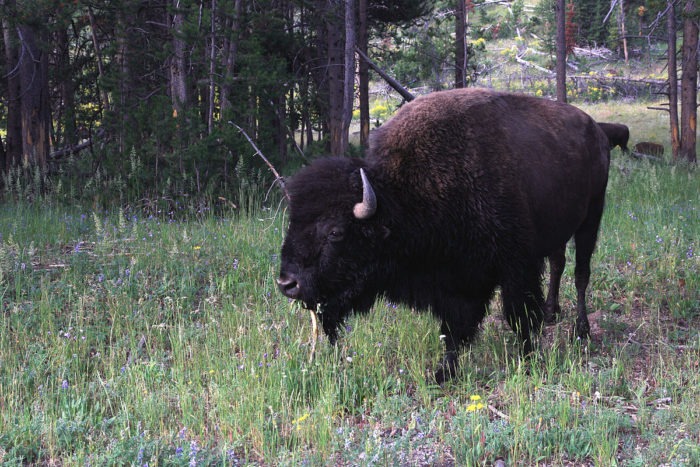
[{"left": 572, "top": 193, "right": 606, "bottom": 340}]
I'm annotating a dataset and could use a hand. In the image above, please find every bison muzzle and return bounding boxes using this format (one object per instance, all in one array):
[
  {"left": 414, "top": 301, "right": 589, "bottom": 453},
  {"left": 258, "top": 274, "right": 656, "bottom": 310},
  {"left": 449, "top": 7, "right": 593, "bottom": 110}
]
[{"left": 278, "top": 88, "right": 610, "bottom": 383}]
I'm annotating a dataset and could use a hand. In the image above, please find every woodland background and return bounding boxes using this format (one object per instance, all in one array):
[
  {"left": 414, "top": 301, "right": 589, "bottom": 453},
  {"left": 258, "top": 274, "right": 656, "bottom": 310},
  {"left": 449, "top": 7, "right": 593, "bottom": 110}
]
[
  {"left": 0, "top": 2, "right": 699, "bottom": 464},
  {"left": 0, "top": 0, "right": 698, "bottom": 209}
]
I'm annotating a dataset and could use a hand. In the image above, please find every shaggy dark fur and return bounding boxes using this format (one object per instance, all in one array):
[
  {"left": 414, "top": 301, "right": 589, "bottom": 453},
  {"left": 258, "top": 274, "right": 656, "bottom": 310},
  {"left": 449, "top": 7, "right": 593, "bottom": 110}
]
[
  {"left": 598, "top": 122, "right": 630, "bottom": 153},
  {"left": 277, "top": 88, "right": 611, "bottom": 383}
]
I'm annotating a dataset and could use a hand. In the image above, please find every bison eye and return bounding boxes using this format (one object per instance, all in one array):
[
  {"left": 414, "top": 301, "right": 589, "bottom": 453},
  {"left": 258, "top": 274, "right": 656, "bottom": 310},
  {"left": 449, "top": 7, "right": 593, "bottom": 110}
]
[{"left": 327, "top": 228, "right": 345, "bottom": 242}]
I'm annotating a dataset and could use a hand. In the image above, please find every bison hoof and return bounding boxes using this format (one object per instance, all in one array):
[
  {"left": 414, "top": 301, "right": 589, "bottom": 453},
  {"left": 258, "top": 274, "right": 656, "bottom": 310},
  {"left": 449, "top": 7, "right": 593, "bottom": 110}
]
[
  {"left": 434, "top": 353, "right": 459, "bottom": 385},
  {"left": 574, "top": 320, "right": 590, "bottom": 341},
  {"left": 543, "top": 304, "right": 561, "bottom": 324}
]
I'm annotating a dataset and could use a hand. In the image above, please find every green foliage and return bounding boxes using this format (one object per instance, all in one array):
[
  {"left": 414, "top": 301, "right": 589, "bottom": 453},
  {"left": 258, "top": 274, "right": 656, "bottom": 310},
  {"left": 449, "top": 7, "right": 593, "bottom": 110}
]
[
  {"left": 531, "top": 0, "right": 556, "bottom": 56},
  {"left": 380, "top": 4, "right": 482, "bottom": 90}
]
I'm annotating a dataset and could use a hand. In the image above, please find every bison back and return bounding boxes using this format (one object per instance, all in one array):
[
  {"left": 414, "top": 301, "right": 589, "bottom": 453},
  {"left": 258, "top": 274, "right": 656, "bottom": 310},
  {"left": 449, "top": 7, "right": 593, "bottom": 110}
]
[{"left": 368, "top": 88, "right": 610, "bottom": 257}]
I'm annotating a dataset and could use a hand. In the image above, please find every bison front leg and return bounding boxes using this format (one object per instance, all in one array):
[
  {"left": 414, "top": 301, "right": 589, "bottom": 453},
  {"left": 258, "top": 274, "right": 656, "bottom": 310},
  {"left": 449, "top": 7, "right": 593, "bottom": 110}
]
[
  {"left": 502, "top": 261, "right": 545, "bottom": 356},
  {"left": 434, "top": 297, "right": 488, "bottom": 384}
]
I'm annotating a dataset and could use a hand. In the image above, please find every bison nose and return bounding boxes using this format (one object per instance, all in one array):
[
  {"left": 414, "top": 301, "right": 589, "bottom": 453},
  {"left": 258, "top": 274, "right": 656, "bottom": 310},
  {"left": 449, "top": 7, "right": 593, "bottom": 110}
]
[{"left": 277, "top": 274, "right": 301, "bottom": 299}]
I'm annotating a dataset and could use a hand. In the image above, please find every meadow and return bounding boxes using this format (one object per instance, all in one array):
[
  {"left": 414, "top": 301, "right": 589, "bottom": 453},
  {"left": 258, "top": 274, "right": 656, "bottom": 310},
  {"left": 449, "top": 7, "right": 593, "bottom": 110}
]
[{"left": 0, "top": 101, "right": 698, "bottom": 465}]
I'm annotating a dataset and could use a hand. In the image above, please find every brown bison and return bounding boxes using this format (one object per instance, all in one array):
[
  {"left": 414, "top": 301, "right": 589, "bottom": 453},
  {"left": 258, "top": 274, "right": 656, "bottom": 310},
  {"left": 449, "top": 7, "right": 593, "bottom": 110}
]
[
  {"left": 277, "top": 88, "right": 610, "bottom": 383},
  {"left": 634, "top": 141, "right": 664, "bottom": 157},
  {"left": 598, "top": 122, "right": 630, "bottom": 153}
]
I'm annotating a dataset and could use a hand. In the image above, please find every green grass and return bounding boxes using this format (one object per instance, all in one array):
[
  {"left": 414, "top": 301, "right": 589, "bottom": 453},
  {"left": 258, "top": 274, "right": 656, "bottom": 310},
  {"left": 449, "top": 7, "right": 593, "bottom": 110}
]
[{"left": 1, "top": 104, "right": 699, "bottom": 465}]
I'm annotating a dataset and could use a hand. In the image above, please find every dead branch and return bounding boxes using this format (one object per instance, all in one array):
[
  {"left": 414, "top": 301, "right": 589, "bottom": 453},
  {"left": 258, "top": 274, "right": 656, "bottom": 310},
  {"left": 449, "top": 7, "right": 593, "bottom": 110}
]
[
  {"left": 515, "top": 53, "right": 555, "bottom": 75},
  {"left": 355, "top": 46, "right": 415, "bottom": 102},
  {"left": 229, "top": 122, "right": 289, "bottom": 200},
  {"left": 488, "top": 404, "right": 510, "bottom": 421},
  {"left": 49, "top": 129, "right": 105, "bottom": 160}
]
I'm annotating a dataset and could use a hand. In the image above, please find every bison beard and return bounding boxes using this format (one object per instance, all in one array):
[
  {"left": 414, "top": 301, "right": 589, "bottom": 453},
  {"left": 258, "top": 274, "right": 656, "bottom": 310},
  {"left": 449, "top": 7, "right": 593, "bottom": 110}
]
[{"left": 277, "top": 88, "right": 610, "bottom": 383}]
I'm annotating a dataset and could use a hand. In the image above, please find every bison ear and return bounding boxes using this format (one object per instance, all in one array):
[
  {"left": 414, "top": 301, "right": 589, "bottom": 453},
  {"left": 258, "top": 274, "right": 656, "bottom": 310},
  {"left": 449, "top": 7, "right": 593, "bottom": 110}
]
[{"left": 353, "top": 168, "right": 377, "bottom": 219}]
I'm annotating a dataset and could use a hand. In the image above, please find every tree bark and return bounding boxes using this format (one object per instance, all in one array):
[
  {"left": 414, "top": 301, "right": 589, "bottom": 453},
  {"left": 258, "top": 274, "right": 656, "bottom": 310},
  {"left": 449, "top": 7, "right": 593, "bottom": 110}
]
[
  {"left": 620, "top": 0, "right": 629, "bottom": 63},
  {"left": 358, "top": 0, "right": 370, "bottom": 147},
  {"left": 668, "top": 0, "right": 680, "bottom": 160},
  {"left": 341, "top": 0, "right": 356, "bottom": 153},
  {"left": 327, "top": 1, "right": 345, "bottom": 156},
  {"left": 680, "top": 0, "right": 698, "bottom": 163},
  {"left": 555, "top": 0, "right": 567, "bottom": 102},
  {"left": 88, "top": 6, "right": 110, "bottom": 113},
  {"left": 1, "top": 0, "right": 22, "bottom": 171},
  {"left": 169, "top": 0, "right": 189, "bottom": 118},
  {"left": 220, "top": 0, "right": 242, "bottom": 115},
  {"left": 56, "top": 26, "right": 77, "bottom": 148},
  {"left": 455, "top": 0, "right": 467, "bottom": 88},
  {"left": 18, "top": 23, "right": 50, "bottom": 171},
  {"left": 207, "top": 0, "right": 217, "bottom": 135}
]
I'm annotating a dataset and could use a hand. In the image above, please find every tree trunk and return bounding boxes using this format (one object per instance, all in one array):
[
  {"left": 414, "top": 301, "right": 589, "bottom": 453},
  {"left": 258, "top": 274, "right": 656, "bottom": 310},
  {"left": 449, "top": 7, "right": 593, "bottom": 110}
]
[
  {"left": 88, "top": 6, "right": 110, "bottom": 113},
  {"left": 358, "top": 0, "right": 370, "bottom": 148},
  {"left": 18, "top": 23, "right": 50, "bottom": 171},
  {"left": 327, "top": 1, "right": 345, "bottom": 156},
  {"left": 1, "top": 0, "right": 22, "bottom": 171},
  {"left": 169, "top": 0, "right": 189, "bottom": 118},
  {"left": 56, "top": 26, "right": 77, "bottom": 148},
  {"left": 680, "top": 0, "right": 698, "bottom": 163},
  {"left": 455, "top": 0, "right": 467, "bottom": 88},
  {"left": 341, "top": 0, "right": 356, "bottom": 153},
  {"left": 619, "top": 0, "right": 629, "bottom": 63},
  {"left": 555, "top": 0, "right": 567, "bottom": 102},
  {"left": 207, "top": 0, "right": 217, "bottom": 135},
  {"left": 116, "top": 8, "right": 132, "bottom": 154},
  {"left": 220, "top": 0, "right": 242, "bottom": 116},
  {"left": 668, "top": 0, "right": 680, "bottom": 160}
]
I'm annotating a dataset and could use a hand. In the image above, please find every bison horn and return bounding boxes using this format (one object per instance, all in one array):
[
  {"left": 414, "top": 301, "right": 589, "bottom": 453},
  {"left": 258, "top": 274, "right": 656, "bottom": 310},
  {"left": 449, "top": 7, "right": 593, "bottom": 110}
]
[{"left": 353, "top": 168, "right": 377, "bottom": 219}]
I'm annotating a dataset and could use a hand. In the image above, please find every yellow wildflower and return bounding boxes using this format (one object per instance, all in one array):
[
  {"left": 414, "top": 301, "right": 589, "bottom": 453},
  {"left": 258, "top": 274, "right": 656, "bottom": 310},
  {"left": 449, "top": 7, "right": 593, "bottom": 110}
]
[{"left": 292, "top": 413, "right": 310, "bottom": 430}]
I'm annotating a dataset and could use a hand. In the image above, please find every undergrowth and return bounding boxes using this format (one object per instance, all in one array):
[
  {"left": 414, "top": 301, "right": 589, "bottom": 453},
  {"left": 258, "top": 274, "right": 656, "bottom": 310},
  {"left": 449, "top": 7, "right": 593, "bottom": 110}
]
[{"left": 0, "top": 103, "right": 698, "bottom": 465}]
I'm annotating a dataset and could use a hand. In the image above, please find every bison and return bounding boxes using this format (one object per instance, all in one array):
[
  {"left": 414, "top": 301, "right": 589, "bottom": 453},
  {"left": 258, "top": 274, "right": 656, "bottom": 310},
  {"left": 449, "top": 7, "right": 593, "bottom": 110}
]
[
  {"left": 633, "top": 141, "right": 664, "bottom": 158},
  {"left": 598, "top": 122, "right": 630, "bottom": 153},
  {"left": 277, "top": 88, "right": 610, "bottom": 383}
]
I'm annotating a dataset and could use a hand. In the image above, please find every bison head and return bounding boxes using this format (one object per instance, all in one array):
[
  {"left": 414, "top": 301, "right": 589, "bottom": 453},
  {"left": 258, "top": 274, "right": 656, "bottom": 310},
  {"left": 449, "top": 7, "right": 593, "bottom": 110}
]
[{"left": 277, "top": 157, "right": 389, "bottom": 342}]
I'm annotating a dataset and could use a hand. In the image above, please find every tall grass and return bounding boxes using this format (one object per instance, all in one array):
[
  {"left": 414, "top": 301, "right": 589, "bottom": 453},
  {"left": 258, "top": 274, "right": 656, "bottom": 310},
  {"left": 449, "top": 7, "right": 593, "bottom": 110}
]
[{"left": 1, "top": 104, "right": 699, "bottom": 465}]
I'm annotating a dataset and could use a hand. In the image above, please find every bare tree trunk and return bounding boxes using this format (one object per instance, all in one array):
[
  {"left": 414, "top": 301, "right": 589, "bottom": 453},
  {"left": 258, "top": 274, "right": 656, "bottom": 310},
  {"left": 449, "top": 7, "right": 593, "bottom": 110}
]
[
  {"left": 455, "top": 0, "right": 466, "bottom": 88},
  {"left": 341, "top": 0, "right": 355, "bottom": 153},
  {"left": 220, "top": 0, "right": 242, "bottom": 115},
  {"left": 555, "top": 0, "right": 567, "bottom": 102},
  {"left": 1, "top": 0, "right": 22, "bottom": 170},
  {"left": 169, "top": 0, "right": 189, "bottom": 118},
  {"left": 18, "top": 24, "right": 50, "bottom": 171},
  {"left": 56, "top": 27, "right": 77, "bottom": 148},
  {"left": 327, "top": 1, "right": 345, "bottom": 156},
  {"left": 207, "top": 0, "right": 217, "bottom": 135},
  {"left": 668, "top": 0, "right": 680, "bottom": 160},
  {"left": 88, "top": 6, "right": 110, "bottom": 113},
  {"left": 358, "top": 0, "right": 370, "bottom": 148},
  {"left": 680, "top": 0, "right": 697, "bottom": 163},
  {"left": 116, "top": 9, "right": 131, "bottom": 154},
  {"left": 619, "top": 0, "right": 629, "bottom": 63}
]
